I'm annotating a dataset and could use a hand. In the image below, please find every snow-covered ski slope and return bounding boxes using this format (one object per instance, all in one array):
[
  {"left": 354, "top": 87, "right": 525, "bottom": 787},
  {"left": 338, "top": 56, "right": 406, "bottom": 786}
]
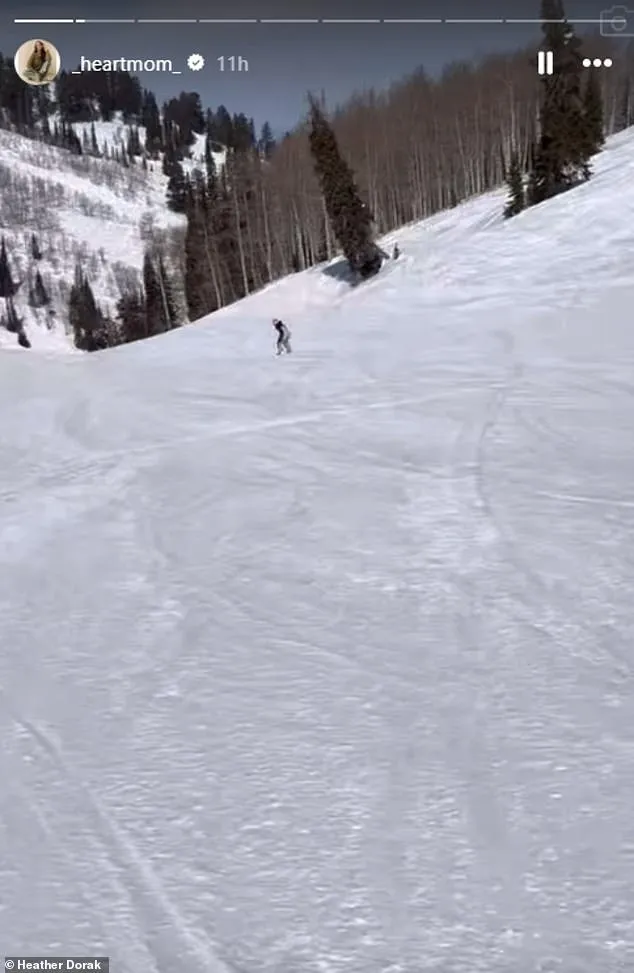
[{"left": 2, "top": 129, "right": 634, "bottom": 973}]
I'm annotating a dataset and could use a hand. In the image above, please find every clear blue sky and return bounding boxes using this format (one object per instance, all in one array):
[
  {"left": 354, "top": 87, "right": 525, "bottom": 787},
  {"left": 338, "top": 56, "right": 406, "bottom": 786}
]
[{"left": 3, "top": 0, "right": 610, "bottom": 135}]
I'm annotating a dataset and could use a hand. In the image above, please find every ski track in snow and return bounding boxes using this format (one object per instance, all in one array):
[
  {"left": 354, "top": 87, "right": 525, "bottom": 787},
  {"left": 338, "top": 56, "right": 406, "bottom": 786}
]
[
  {"left": 0, "top": 686, "right": 235, "bottom": 973},
  {"left": 2, "top": 130, "right": 634, "bottom": 972}
]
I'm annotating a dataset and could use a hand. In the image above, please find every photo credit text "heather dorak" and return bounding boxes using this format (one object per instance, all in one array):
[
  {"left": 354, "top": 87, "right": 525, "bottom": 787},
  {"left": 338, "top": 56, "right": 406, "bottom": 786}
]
[{"left": 4, "top": 960, "right": 109, "bottom": 971}]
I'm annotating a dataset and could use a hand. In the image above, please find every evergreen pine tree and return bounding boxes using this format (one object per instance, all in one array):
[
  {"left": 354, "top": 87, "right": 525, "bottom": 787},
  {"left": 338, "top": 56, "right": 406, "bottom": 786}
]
[
  {"left": 30, "top": 233, "right": 42, "bottom": 261},
  {"left": 184, "top": 205, "right": 207, "bottom": 320},
  {"left": 213, "top": 106, "right": 234, "bottom": 148},
  {"left": 162, "top": 146, "right": 174, "bottom": 176},
  {"left": 2, "top": 296, "right": 22, "bottom": 333},
  {"left": 68, "top": 271, "right": 86, "bottom": 349},
  {"left": 529, "top": 0, "right": 590, "bottom": 205},
  {"left": 90, "top": 121, "right": 100, "bottom": 156},
  {"left": 69, "top": 265, "right": 111, "bottom": 351},
  {"left": 127, "top": 126, "right": 142, "bottom": 158},
  {"left": 258, "top": 121, "right": 276, "bottom": 159},
  {"left": 0, "top": 237, "right": 19, "bottom": 298},
  {"left": 184, "top": 183, "right": 220, "bottom": 320},
  {"left": 28, "top": 270, "right": 50, "bottom": 308},
  {"left": 143, "top": 251, "right": 164, "bottom": 336},
  {"left": 1, "top": 296, "right": 31, "bottom": 349},
  {"left": 582, "top": 69, "right": 605, "bottom": 160},
  {"left": 503, "top": 150, "right": 525, "bottom": 218},
  {"left": 166, "top": 161, "right": 188, "bottom": 213},
  {"left": 117, "top": 288, "right": 147, "bottom": 344},
  {"left": 308, "top": 96, "right": 381, "bottom": 279},
  {"left": 142, "top": 91, "right": 163, "bottom": 156}
]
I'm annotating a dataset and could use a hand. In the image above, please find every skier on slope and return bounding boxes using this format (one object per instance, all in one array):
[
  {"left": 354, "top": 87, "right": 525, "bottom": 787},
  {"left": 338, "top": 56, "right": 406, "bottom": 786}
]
[{"left": 273, "top": 318, "right": 292, "bottom": 355}]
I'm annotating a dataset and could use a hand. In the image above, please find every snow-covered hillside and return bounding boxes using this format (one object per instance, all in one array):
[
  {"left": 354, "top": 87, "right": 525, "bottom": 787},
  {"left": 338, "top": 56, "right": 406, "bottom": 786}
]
[
  {"left": 70, "top": 118, "right": 215, "bottom": 178},
  {"left": 1, "top": 129, "right": 634, "bottom": 972},
  {"left": 0, "top": 120, "right": 222, "bottom": 352}
]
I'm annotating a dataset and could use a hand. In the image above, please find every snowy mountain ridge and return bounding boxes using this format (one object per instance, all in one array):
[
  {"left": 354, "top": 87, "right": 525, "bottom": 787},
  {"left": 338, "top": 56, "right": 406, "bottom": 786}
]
[{"left": 0, "top": 119, "right": 222, "bottom": 352}]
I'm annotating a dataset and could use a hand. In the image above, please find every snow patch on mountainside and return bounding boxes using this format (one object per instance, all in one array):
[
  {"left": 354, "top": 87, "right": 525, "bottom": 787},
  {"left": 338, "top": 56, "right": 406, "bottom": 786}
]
[
  {"left": 0, "top": 118, "right": 224, "bottom": 353},
  {"left": 70, "top": 118, "right": 222, "bottom": 173},
  {"left": 0, "top": 126, "right": 182, "bottom": 351}
]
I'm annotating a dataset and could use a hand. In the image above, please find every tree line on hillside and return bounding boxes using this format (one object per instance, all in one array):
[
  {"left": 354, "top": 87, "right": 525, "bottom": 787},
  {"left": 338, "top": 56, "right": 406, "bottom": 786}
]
[
  {"left": 70, "top": 247, "right": 180, "bottom": 350},
  {"left": 0, "top": 58, "right": 275, "bottom": 166},
  {"left": 0, "top": 234, "right": 52, "bottom": 347},
  {"left": 0, "top": 230, "right": 181, "bottom": 351},
  {"left": 1, "top": 0, "right": 633, "bottom": 350}
]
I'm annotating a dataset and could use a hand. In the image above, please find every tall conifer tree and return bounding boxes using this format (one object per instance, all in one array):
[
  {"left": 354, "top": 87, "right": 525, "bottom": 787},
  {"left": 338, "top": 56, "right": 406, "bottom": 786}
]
[{"left": 308, "top": 96, "right": 382, "bottom": 279}]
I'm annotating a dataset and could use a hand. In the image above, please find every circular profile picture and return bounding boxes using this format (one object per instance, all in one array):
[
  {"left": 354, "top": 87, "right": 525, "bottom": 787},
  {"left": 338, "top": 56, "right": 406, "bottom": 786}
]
[{"left": 14, "top": 38, "right": 61, "bottom": 86}]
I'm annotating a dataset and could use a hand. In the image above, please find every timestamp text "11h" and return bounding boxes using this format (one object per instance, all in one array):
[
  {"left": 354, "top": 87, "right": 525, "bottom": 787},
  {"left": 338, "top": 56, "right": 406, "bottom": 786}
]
[{"left": 218, "top": 55, "right": 249, "bottom": 72}]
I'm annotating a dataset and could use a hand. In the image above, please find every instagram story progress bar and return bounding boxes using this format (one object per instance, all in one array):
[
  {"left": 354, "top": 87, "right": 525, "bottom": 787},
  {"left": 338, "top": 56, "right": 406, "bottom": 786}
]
[{"left": 11, "top": 15, "right": 617, "bottom": 24}]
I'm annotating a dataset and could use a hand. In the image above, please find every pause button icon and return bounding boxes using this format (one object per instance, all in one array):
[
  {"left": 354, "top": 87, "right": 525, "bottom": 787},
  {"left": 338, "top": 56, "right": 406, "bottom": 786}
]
[{"left": 538, "top": 50, "right": 554, "bottom": 75}]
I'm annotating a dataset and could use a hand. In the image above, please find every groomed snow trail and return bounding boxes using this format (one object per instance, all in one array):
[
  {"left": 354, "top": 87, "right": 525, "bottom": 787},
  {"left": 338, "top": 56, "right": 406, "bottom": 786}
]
[{"left": 2, "top": 131, "right": 634, "bottom": 972}]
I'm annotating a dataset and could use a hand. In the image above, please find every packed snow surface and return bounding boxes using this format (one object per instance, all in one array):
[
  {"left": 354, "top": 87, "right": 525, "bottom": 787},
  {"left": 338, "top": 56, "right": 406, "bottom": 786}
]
[{"left": 2, "top": 131, "right": 634, "bottom": 972}]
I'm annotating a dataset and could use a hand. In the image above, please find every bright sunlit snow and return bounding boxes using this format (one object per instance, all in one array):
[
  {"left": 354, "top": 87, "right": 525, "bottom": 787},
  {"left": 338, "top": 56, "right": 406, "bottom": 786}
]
[{"left": 2, "top": 131, "right": 634, "bottom": 973}]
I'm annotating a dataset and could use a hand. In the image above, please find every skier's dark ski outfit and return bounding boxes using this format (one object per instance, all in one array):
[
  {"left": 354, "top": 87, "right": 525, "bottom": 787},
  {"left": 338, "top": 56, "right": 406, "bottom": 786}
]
[{"left": 273, "top": 319, "right": 292, "bottom": 355}]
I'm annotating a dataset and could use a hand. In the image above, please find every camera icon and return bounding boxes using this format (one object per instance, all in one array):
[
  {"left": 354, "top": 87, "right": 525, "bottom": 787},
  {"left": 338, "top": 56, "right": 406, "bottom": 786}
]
[{"left": 600, "top": 5, "right": 634, "bottom": 35}]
